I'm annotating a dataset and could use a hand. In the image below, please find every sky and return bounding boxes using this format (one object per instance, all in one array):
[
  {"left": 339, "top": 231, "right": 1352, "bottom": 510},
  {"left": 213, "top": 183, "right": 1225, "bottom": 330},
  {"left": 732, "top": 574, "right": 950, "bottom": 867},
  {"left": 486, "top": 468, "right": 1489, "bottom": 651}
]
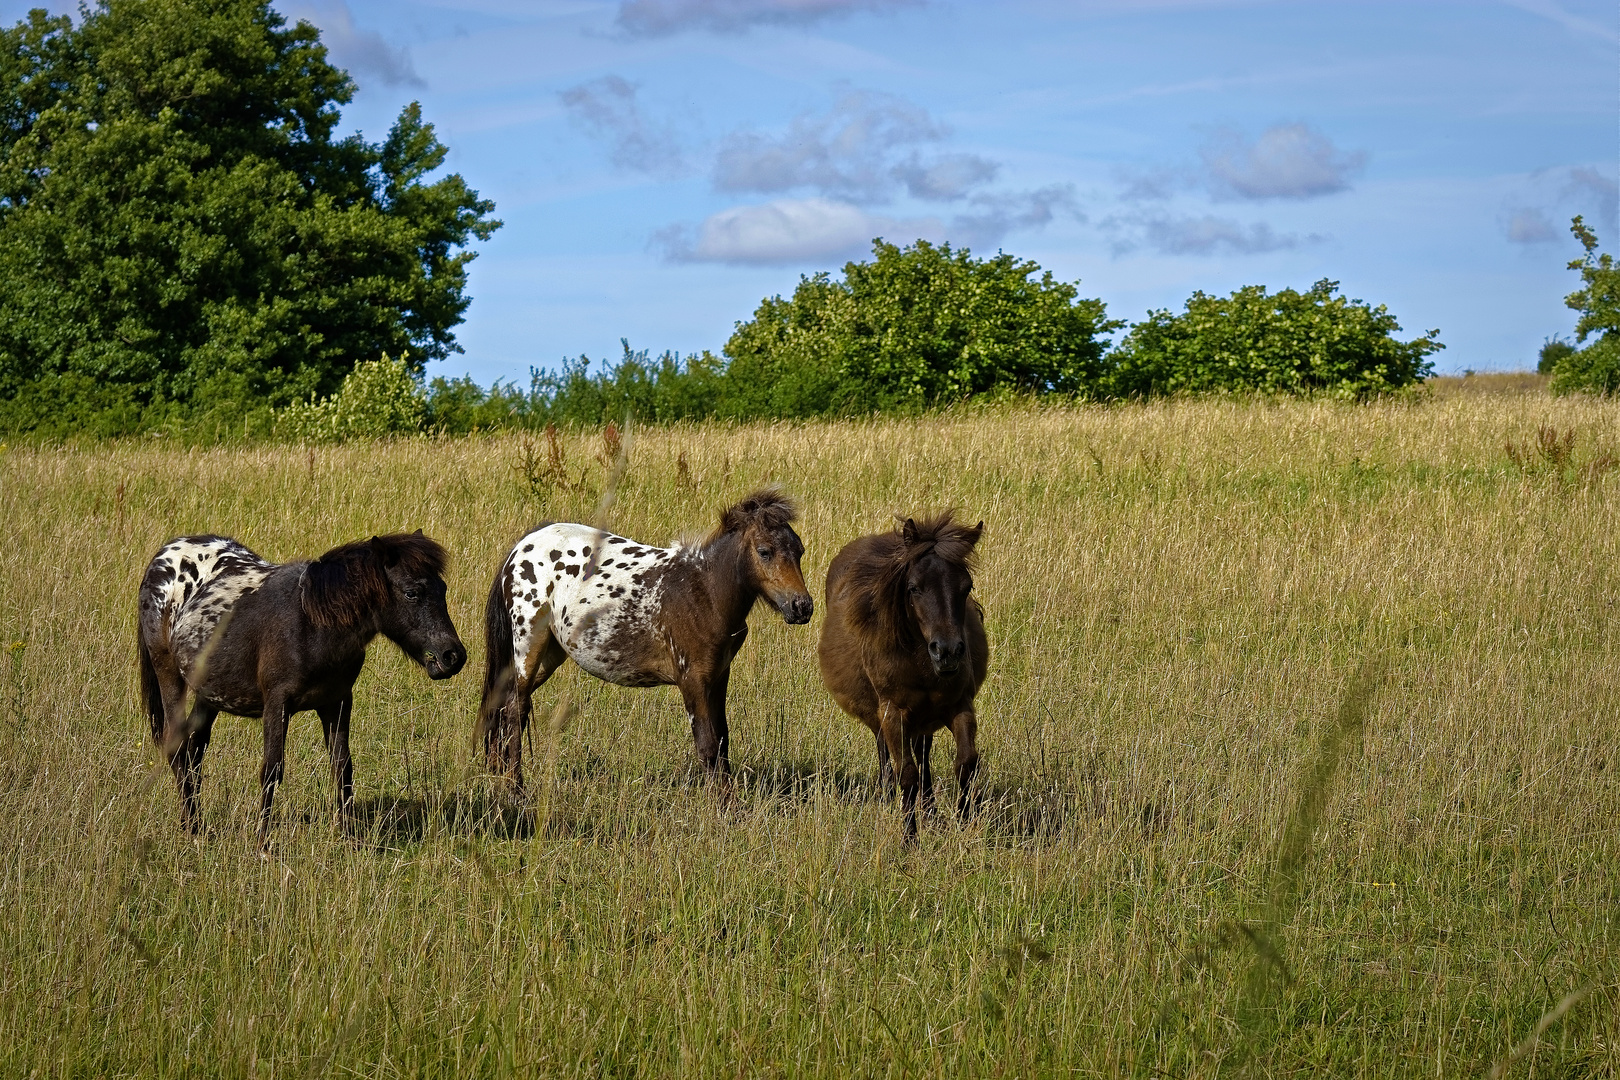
[{"left": 4, "top": 0, "right": 1616, "bottom": 382}]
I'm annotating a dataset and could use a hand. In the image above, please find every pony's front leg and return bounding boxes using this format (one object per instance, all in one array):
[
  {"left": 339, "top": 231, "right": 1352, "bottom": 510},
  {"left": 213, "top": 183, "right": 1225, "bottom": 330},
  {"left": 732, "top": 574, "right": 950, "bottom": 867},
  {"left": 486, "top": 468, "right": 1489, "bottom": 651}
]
[
  {"left": 258, "top": 695, "right": 291, "bottom": 849},
  {"left": 879, "top": 703, "right": 920, "bottom": 842},
  {"left": 317, "top": 696, "right": 354, "bottom": 829},
  {"left": 949, "top": 708, "right": 980, "bottom": 820},
  {"left": 679, "top": 675, "right": 729, "bottom": 776}
]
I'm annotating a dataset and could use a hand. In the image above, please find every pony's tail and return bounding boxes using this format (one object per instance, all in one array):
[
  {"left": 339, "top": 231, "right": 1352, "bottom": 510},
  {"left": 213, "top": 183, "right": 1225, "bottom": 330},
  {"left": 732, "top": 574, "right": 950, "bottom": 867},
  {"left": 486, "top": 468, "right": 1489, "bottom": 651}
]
[
  {"left": 478, "top": 562, "right": 515, "bottom": 745},
  {"left": 138, "top": 630, "right": 165, "bottom": 747}
]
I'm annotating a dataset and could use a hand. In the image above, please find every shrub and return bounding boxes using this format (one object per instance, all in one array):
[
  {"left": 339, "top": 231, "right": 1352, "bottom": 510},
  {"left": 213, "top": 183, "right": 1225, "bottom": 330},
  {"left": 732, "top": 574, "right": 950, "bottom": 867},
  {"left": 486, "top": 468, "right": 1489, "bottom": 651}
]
[
  {"left": 1537, "top": 336, "right": 1576, "bottom": 375},
  {"left": 722, "top": 239, "right": 1120, "bottom": 415},
  {"left": 1105, "top": 280, "right": 1442, "bottom": 401},
  {"left": 277, "top": 356, "right": 425, "bottom": 441},
  {"left": 1550, "top": 217, "right": 1620, "bottom": 395}
]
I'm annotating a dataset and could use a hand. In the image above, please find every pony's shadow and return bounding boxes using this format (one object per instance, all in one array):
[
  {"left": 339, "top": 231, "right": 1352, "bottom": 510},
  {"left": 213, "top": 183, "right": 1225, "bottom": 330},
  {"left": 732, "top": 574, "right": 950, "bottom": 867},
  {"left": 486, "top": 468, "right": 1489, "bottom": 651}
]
[{"left": 348, "top": 791, "right": 535, "bottom": 845}]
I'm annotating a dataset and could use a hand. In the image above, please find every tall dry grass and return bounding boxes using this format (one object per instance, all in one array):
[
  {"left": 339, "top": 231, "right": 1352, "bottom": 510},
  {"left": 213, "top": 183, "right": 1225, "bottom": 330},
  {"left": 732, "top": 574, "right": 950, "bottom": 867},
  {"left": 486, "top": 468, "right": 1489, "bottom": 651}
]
[{"left": 0, "top": 381, "right": 1616, "bottom": 1076}]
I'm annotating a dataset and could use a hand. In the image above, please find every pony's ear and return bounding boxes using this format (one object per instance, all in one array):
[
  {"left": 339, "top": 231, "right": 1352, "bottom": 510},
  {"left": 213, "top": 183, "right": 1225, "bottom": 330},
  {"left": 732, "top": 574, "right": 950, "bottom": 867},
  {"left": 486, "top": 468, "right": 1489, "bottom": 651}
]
[
  {"left": 721, "top": 501, "right": 751, "bottom": 533},
  {"left": 370, "top": 535, "right": 398, "bottom": 568},
  {"left": 413, "top": 528, "right": 424, "bottom": 537},
  {"left": 901, "top": 518, "right": 918, "bottom": 546},
  {"left": 303, "top": 544, "right": 389, "bottom": 628},
  {"left": 968, "top": 520, "right": 985, "bottom": 546}
]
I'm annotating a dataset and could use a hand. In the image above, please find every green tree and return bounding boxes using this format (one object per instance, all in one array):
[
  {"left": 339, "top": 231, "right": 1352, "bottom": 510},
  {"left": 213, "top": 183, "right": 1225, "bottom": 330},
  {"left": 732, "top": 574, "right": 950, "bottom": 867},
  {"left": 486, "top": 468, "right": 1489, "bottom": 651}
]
[
  {"left": 0, "top": 0, "right": 498, "bottom": 435},
  {"left": 1549, "top": 216, "right": 1620, "bottom": 395},
  {"left": 723, "top": 239, "right": 1120, "bottom": 416},
  {"left": 1105, "top": 280, "right": 1441, "bottom": 400}
]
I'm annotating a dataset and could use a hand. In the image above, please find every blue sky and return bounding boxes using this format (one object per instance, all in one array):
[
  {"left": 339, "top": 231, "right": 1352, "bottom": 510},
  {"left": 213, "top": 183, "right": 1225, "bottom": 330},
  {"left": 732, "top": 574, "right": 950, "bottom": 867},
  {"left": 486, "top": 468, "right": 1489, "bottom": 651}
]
[{"left": 6, "top": 0, "right": 1617, "bottom": 381}]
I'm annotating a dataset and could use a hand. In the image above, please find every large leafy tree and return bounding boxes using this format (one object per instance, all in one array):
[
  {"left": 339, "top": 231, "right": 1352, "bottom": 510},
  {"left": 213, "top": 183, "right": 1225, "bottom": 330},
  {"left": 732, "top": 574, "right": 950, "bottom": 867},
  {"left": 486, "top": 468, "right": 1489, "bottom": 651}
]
[
  {"left": 723, "top": 239, "right": 1120, "bottom": 416},
  {"left": 0, "top": 0, "right": 498, "bottom": 430}
]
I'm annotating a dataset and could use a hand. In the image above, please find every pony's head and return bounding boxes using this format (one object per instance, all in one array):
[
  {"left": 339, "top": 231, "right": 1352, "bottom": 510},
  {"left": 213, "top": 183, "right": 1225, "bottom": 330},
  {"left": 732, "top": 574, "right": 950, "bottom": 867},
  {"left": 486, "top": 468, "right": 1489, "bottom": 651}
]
[
  {"left": 301, "top": 531, "right": 467, "bottom": 679},
  {"left": 718, "top": 488, "right": 813, "bottom": 624},
  {"left": 852, "top": 512, "right": 983, "bottom": 674}
]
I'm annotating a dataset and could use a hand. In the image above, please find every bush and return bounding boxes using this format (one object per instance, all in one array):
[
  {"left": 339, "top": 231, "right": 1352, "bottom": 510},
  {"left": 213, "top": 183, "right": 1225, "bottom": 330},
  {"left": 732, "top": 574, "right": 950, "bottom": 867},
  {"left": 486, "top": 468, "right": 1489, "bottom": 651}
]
[
  {"left": 277, "top": 356, "right": 425, "bottom": 441},
  {"left": 1105, "top": 280, "right": 1441, "bottom": 400},
  {"left": 722, "top": 239, "right": 1121, "bottom": 415},
  {"left": 1538, "top": 336, "right": 1576, "bottom": 375},
  {"left": 1550, "top": 217, "right": 1620, "bottom": 395}
]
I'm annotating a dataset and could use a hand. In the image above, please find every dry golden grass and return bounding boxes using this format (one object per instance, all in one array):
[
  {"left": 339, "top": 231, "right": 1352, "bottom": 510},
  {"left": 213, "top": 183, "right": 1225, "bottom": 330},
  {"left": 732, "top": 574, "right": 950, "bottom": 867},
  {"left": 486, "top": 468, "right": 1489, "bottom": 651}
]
[{"left": 0, "top": 387, "right": 1616, "bottom": 1076}]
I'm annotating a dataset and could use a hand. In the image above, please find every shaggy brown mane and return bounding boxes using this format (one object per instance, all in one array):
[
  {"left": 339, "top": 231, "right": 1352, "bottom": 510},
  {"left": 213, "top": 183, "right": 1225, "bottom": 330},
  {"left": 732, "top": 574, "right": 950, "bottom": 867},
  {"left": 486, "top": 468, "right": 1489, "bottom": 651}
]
[
  {"left": 711, "top": 487, "right": 799, "bottom": 541},
  {"left": 842, "top": 511, "right": 982, "bottom": 647},
  {"left": 301, "top": 532, "right": 449, "bottom": 628}
]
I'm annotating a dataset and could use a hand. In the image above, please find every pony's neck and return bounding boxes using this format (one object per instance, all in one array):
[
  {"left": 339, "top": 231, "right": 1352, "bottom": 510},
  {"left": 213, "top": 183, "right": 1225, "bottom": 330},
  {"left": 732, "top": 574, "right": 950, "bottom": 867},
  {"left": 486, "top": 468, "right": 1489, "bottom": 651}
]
[{"left": 701, "top": 530, "right": 760, "bottom": 629}]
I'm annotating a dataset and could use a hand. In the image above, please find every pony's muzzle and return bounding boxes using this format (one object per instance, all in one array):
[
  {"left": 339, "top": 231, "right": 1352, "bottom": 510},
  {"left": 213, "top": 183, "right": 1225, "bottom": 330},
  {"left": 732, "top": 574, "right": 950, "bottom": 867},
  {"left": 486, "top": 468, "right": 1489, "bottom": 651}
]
[
  {"left": 781, "top": 595, "right": 814, "bottom": 625},
  {"left": 426, "top": 643, "right": 467, "bottom": 679},
  {"left": 929, "top": 637, "right": 967, "bottom": 674}
]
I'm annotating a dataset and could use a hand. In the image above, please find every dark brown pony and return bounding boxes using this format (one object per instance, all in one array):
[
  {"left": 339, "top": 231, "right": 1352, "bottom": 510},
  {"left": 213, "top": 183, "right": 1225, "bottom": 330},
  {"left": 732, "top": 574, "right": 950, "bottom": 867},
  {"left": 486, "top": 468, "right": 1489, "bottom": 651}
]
[
  {"left": 137, "top": 532, "right": 466, "bottom": 842},
  {"left": 818, "top": 512, "right": 987, "bottom": 840},
  {"left": 480, "top": 489, "right": 813, "bottom": 788}
]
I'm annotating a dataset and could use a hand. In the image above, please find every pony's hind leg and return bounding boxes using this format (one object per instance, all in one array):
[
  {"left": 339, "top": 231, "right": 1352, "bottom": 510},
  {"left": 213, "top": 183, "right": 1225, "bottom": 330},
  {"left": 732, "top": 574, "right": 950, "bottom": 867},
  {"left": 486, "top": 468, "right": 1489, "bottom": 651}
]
[
  {"left": 317, "top": 696, "right": 355, "bottom": 829},
  {"left": 173, "top": 702, "right": 218, "bottom": 834},
  {"left": 488, "top": 630, "right": 567, "bottom": 792},
  {"left": 912, "top": 732, "right": 938, "bottom": 816},
  {"left": 878, "top": 703, "right": 921, "bottom": 842}
]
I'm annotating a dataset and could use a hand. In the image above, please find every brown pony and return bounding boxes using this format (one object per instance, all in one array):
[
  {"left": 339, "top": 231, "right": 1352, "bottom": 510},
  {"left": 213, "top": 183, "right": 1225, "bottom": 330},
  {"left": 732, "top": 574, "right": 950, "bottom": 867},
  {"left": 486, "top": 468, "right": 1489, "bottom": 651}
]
[
  {"left": 480, "top": 489, "right": 813, "bottom": 788},
  {"left": 818, "top": 512, "right": 987, "bottom": 840},
  {"left": 138, "top": 532, "right": 466, "bottom": 841}
]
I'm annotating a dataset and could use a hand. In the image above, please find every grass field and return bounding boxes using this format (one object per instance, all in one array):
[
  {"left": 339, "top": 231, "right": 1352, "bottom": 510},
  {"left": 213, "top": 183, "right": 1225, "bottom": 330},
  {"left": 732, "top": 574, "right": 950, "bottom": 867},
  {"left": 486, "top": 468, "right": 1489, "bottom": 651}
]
[{"left": 1, "top": 374, "right": 1617, "bottom": 1077}]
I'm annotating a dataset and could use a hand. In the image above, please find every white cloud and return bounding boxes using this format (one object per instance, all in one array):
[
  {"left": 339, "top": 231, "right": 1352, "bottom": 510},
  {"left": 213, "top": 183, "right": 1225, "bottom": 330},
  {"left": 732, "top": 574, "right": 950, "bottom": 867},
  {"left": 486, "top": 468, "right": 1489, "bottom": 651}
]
[
  {"left": 1501, "top": 164, "right": 1618, "bottom": 245},
  {"left": 1566, "top": 166, "right": 1619, "bottom": 232},
  {"left": 1505, "top": 207, "right": 1559, "bottom": 244},
  {"left": 560, "top": 76, "right": 685, "bottom": 176},
  {"left": 1200, "top": 122, "right": 1365, "bottom": 200},
  {"left": 615, "top": 0, "right": 918, "bottom": 37},
  {"left": 950, "top": 185, "right": 1081, "bottom": 249},
  {"left": 893, "top": 153, "right": 1000, "bottom": 201},
  {"left": 1106, "top": 212, "right": 1307, "bottom": 256},
  {"left": 286, "top": 1, "right": 424, "bottom": 88},
  {"left": 657, "top": 197, "right": 940, "bottom": 264},
  {"left": 713, "top": 89, "right": 944, "bottom": 201},
  {"left": 1499, "top": 0, "right": 1620, "bottom": 45}
]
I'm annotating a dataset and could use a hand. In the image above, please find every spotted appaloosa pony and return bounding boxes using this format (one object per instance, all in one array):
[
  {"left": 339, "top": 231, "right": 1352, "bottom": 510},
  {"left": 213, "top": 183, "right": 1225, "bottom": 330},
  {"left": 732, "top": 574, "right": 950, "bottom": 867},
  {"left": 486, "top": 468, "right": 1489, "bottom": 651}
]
[
  {"left": 480, "top": 489, "right": 814, "bottom": 788},
  {"left": 137, "top": 532, "right": 466, "bottom": 841},
  {"left": 818, "top": 512, "right": 987, "bottom": 840}
]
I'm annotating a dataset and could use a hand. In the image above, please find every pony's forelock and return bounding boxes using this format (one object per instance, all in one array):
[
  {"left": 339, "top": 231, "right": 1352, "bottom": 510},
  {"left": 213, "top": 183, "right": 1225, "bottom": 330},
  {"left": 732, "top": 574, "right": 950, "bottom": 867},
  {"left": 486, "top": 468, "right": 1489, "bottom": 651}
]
[
  {"left": 842, "top": 511, "right": 983, "bottom": 646},
  {"left": 716, "top": 487, "right": 798, "bottom": 537}
]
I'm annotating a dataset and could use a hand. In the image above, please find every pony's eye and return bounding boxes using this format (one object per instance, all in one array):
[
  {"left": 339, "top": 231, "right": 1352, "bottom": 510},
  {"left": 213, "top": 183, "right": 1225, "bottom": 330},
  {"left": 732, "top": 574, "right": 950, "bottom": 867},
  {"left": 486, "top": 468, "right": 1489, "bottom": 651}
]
[
  {"left": 405, "top": 588, "right": 421, "bottom": 602},
  {"left": 907, "top": 584, "right": 922, "bottom": 596},
  {"left": 756, "top": 547, "right": 773, "bottom": 560}
]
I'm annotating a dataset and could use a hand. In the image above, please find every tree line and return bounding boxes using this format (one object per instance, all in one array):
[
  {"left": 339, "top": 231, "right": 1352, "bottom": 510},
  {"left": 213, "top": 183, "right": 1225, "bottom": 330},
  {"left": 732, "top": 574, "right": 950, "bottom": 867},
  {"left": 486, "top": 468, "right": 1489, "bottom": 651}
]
[{"left": 2, "top": 1, "right": 1614, "bottom": 442}]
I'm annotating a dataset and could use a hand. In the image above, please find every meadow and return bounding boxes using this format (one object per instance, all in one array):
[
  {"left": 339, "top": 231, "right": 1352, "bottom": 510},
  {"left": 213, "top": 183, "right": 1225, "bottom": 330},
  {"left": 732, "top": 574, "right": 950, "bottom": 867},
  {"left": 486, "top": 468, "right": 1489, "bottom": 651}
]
[{"left": 0, "top": 374, "right": 1616, "bottom": 1077}]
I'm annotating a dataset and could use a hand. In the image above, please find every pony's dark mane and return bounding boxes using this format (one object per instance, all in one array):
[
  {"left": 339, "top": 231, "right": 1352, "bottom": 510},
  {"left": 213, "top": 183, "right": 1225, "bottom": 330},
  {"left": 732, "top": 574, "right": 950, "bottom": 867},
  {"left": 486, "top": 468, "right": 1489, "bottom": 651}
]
[
  {"left": 301, "top": 532, "right": 449, "bottom": 629},
  {"left": 708, "top": 487, "right": 799, "bottom": 544},
  {"left": 843, "top": 511, "right": 981, "bottom": 647}
]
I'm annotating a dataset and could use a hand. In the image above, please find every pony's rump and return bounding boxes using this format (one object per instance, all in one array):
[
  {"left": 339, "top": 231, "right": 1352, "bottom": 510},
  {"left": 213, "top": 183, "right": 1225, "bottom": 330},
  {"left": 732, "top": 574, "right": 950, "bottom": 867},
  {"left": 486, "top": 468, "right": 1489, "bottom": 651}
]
[{"left": 138, "top": 628, "right": 164, "bottom": 745}]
